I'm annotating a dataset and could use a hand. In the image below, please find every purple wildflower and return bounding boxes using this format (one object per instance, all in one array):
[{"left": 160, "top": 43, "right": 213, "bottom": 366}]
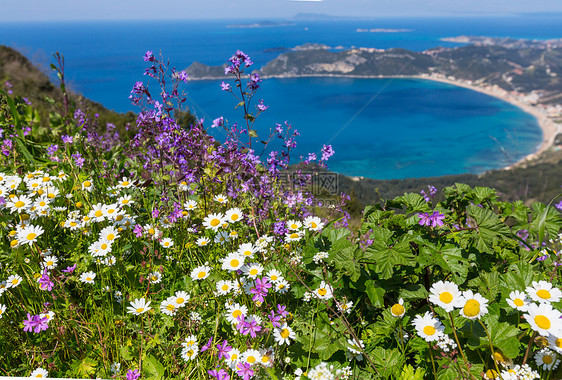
[
  {"left": 320, "top": 144, "right": 335, "bottom": 161},
  {"left": 208, "top": 368, "right": 230, "bottom": 380},
  {"left": 71, "top": 152, "right": 85, "bottom": 168},
  {"left": 555, "top": 200, "right": 562, "bottom": 212},
  {"left": 257, "top": 99, "right": 268, "bottom": 112},
  {"left": 62, "top": 264, "right": 77, "bottom": 274},
  {"left": 243, "top": 319, "right": 262, "bottom": 338},
  {"left": 277, "top": 304, "right": 289, "bottom": 317},
  {"left": 23, "top": 313, "right": 36, "bottom": 333},
  {"left": 236, "top": 362, "right": 254, "bottom": 380},
  {"left": 212, "top": 117, "right": 224, "bottom": 128},
  {"left": 133, "top": 225, "right": 143, "bottom": 237},
  {"left": 61, "top": 134, "right": 73, "bottom": 144},
  {"left": 269, "top": 311, "right": 281, "bottom": 328},
  {"left": 201, "top": 337, "right": 213, "bottom": 352},
  {"left": 217, "top": 340, "right": 232, "bottom": 360},
  {"left": 23, "top": 313, "right": 49, "bottom": 333},
  {"left": 37, "top": 270, "right": 54, "bottom": 291},
  {"left": 143, "top": 51, "right": 154, "bottom": 62},
  {"left": 220, "top": 81, "right": 231, "bottom": 91}
]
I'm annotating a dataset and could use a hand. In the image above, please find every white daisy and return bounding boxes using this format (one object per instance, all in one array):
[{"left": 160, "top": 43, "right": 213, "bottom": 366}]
[
  {"left": 202, "top": 213, "right": 225, "bottom": 232},
  {"left": 184, "top": 200, "right": 197, "bottom": 211},
  {"left": 6, "top": 194, "right": 32, "bottom": 213},
  {"left": 526, "top": 281, "right": 562, "bottom": 304},
  {"left": 506, "top": 290, "right": 530, "bottom": 311},
  {"left": 241, "top": 349, "right": 262, "bottom": 365},
  {"left": 80, "top": 271, "right": 96, "bottom": 284},
  {"left": 547, "top": 334, "right": 562, "bottom": 355},
  {"left": 196, "top": 237, "right": 210, "bottom": 247},
  {"left": 30, "top": 367, "right": 48, "bottom": 378},
  {"left": 286, "top": 220, "right": 302, "bottom": 231},
  {"left": 524, "top": 302, "right": 562, "bottom": 336},
  {"left": 412, "top": 311, "right": 445, "bottom": 342},
  {"left": 190, "top": 265, "right": 211, "bottom": 281},
  {"left": 390, "top": 298, "right": 406, "bottom": 318},
  {"left": 428, "top": 280, "right": 462, "bottom": 312},
  {"left": 174, "top": 291, "right": 190, "bottom": 307},
  {"left": 214, "top": 194, "right": 228, "bottom": 204},
  {"left": 17, "top": 225, "right": 44, "bottom": 246},
  {"left": 314, "top": 281, "right": 333, "bottom": 300},
  {"left": 42, "top": 255, "right": 58, "bottom": 270},
  {"left": 266, "top": 269, "right": 283, "bottom": 284},
  {"left": 241, "top": 263, "right": 264, "bottom": 279},
  {"left": 6, "top": 274, "right": 23, "bottom": 288},
  {"left": 181, "top": 345, "right": 199, "bottom": 361},
  {"left": 82, "top": 180, "right": 94, "bottom": 192},
  {"left": 225, "top": 348, "right": 241, "bottom": 369},
  {"left": 0, "top": 303, "right": 6, "bottom": 319},
  {"left": 458, "top": 290, "right": 488, "bottom": 320},
  {"left": 534, "top": 348, "right": 560, "bottom": 371},
  {"left": 117, "top": 194, "right": 134, "bottom": 206},
  {"left": 225, "top": 303, "right": 248, "bottom": 324},
  {"left": 99, "top": 226, "right": 119, "bottom": 242},
  {"left": 160, "top": 296, "right": 178, "bottom": 316},
  {"left": 148, "top": 271, "right": 162, "bottom": 284},
  {"left": 274, "top": 324, "right": 296, "bottom": 345},
  {"left": 126, "top": 297, "right": 152, "bottom": 315},
  {"left": 225, "top": 208, "right": 243, "bottom": 223},
  {"left": 160, "top": 238, "right": 174, "bottom": 248},
  {"left": 237, "top": 243, "right": 256, "bottom": 258},
  {"left": 216, "top": 280, "right": 233, "bottom": 295}
]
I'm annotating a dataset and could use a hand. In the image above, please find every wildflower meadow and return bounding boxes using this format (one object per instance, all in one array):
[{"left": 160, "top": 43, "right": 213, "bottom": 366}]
[{"left": 0, "top": 50, "right": 561, "bottom": 380}]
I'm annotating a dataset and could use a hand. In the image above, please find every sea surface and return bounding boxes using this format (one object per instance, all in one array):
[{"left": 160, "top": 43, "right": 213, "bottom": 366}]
[{"left": 0, "top": 16, "right": 557, "bottom": 178}]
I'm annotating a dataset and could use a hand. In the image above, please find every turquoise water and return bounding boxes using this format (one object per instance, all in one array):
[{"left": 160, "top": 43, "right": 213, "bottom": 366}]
[
  {"left": 0, "top": 18, "right": 552, "bottom": 178},
  {"left": 188, "top": 77, "right": 542, "bottom": 179}
]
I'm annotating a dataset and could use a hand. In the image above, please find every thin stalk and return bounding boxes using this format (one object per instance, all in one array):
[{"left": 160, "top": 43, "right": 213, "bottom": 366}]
[{"left": 478, "top": 320, "right": 503, "bottom": 380}]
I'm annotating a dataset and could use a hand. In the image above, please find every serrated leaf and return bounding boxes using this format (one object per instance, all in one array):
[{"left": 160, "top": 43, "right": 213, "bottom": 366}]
[
  {"left": 371, "top": 347, "right": 404, "bottom": 379},
  {"left": 467, "top": 205, "right": 512, "bottom": 254}
]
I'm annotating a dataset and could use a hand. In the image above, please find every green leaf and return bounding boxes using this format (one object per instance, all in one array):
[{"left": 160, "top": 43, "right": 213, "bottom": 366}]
[
  {"left": 388, "top": 192, "right": 431, "bottom": 213},
  {"left": 467, "top": 205, "right": 512, "bottom": 254},
  {"left": 531, "top": 201, "right": 562, "bottom": 248},
  {"left": 371, "top": 347, "right": 404, "bottom": 379},
  {"left": 364, "top": 227, "right": 415, "bottom": 279},
  {"left": 143, "top": 354, "right": 165, "bottom": 380},
  {"left": 68, "top": 357, "right": 98, "bottom": 377},
  {"left": 365, "top": 280, "right": 385, "bottom": 307},
  {"left": 421, "top": 245, "right": 470, "bottom": 284},
  {"left": 331, "top": 245, "right": 362, "bottom": 281}
]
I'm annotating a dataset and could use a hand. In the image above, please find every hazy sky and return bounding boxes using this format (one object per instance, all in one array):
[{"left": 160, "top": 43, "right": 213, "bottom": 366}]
[{"left": 2, "top": 0, "right": 562, "bottom": 21}]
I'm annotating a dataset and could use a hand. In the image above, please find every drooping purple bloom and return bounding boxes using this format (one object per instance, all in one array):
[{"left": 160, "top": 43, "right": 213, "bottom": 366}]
[
  {"left": 320, "top": 144, "right": 335, "bottom": 161},
  {"left": 62, "top": 264, "right": 77, "bottom": 274},
  {"left": 201, "top": 337, "right": 213, "bottom": 352}
]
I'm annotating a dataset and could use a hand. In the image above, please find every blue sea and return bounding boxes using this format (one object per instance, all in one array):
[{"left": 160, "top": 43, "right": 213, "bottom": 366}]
[{"left": 1, "top": 16, "right": 559, "bottom": 179}]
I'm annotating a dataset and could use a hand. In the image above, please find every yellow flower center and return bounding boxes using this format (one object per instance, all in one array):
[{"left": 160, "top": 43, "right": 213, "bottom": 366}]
[
  {"left": 116, "top": 215, "right": 123, "bottom": 221},
  {"left": 231, "top": 214, "right": 239, "bottom": 221},
  {"left": 10, "top": 239, "right": 18, "bottom": 247},
  {"left": 537, "top": 289, "right": 552, "bottom": 300},
  {"left": 148, "top": 228, "right": 155, "bottom": 234},
  {"left": 86, "top": 277, "right": 92, "bottom": 282},
  {"left": 249, "top": 268, "right": 258, "bottom": 276},
  {"left": 291, "top": 224, "right": 298, "bottom": 229},
  {"left": 310, "top": 222, "right": 318, "bottom": 228},
  {"left": 200, "top": 241, "right": 207, "bottom": 246},
  {"left": 197, "top": 271, "right": 206, "bottom": 278},
  {"left": 136, "top": 308, "right": 144, "bottom": 313},
  {"left": 391, "top": 304, "right": 405, "bottom": 316},
  {"left": 122, "top": 199, "right": 129, "bottom": 204},
  {"left": 243, "top": 250, "right": 251, "bottom": 256},
  {"left": 27, "top": 233, "right": 37, "bottom": 241},
  {"left": 318, "top": 288, "right": 327, "bottom": 296},
  {"left": 15, "top": 201, "right": 25, "bottom": 208},
  {"left": 94, "top": 210, "right": 103, "bottom": 217},
  {"left": 279, "top": 284, "right": 285, "bottom": 289},
  {"left": 176, "top": 298, "right": 184, "bottom": 304},
  {"left": 423, "top": 325, "right": 436, "bottom": 336},
  {"left": 281, "top": 329, "right": 290, "bottom": 339},
  {"left": 210, "top": 219, "right": 220, "bottom": 227},
  {"left": 485, "top": 369, "right": 498, "bottom": 379},
  {"left": 107, "top": 209, "right": 115, "bottom": 214},
  {"left": 122, "top": 181, "right": 129, "bottom": 186},
  {"left": 233, "top": 310, "right": 242, "bottom": 318},
  {"left": 493, "top": 351, "right": 507, "bottom": 363},
  {"left": 101, "top": 243, "right": 108, "bottom": 250},
  {"left": 290, "top": 233, "right": 298, "bottom": 239},
  {"left": 247, "top": 356, "right": 256, "bottom": 364},
  {"left": 47, "top": 193, "right": 55, "bottom": 199},
  {"left": 107, "top": 234, "right": 115, "bottom": 241},
  {"left": 11, "top": 279, "right": 19, "bottom": 285},
  {"left": 557, "top": 338, "right": 562, "bottom": 348},
  {"left": 543, "top": 355, "right": 554, "bottom": 364},
  {"left": 46, "top": 261, "right": 53, "bottom": 266},
  {"left": 535, "top": 315, "right": 551, "bottom": 330},
  {"left": 514, "top": 298, "right": 524, "bottom": 307},
  {"left": 37, "top": 189, "right": 44, "bottom": 195},
  {"left": 166, "top": 304, "right": 175, "bottom": 311},
  {"left": 463, "top": 299, "right": 481, "bottom": 317},
  {"left": 439, "top": 291, "right": 453, "bottom": 304},
  {"left": 222, "top": 284, "right": 229, "bottom": 291},
  {"left": 83, "top": 181, "right": 91, "bottom": 187},
  {"left": 270, "top": 275, "right": 278, "bottom": 281}
]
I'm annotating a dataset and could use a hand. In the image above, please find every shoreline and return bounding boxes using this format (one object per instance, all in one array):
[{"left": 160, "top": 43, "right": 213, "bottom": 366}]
[{"left": 189, "top": 72, "right": 561, "bottom": 170}]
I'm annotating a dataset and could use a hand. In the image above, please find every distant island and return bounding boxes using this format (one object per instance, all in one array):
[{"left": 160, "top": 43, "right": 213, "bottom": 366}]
[
  {"left": 227, "top": 20, "right": 295, "bottom": 28},
  {"left": 357, "top": 28, "right": 414, "bottom": 33}
]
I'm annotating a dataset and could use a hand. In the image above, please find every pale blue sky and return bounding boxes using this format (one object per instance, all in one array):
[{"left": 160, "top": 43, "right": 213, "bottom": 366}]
[{"left": 1, "top": 0, "right": 562, "bottom": 21}]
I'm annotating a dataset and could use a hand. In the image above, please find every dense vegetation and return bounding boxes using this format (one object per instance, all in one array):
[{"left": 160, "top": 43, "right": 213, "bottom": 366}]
[{"left": 0, "top": 49, "right": 562, "bottom": 380}]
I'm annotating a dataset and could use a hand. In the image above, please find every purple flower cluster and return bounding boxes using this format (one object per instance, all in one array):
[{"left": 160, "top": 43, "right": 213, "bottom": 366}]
[
  {"left": 418, "top": 211, "right": 446, "bottom": 227},
  {"left": 37, "top": 270, "right": 54, "bottom": 292},
  {"left": 208, "top": 368, "right": 230, "bottom": 380},
  {"left": 225, "top": 50, "right": 253, "bottom": 75},
  {"left": 235, "top": 315, "right": 262, "bottom": 338},
  {"left": 420, "top": 185, "right": 438, "bottom": 202},
  {"left": 249, "top": 277, "right": 272, "bottom": 303},
  {"left": 23, "top": 313, "right": 49, "bottom": 333}
]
